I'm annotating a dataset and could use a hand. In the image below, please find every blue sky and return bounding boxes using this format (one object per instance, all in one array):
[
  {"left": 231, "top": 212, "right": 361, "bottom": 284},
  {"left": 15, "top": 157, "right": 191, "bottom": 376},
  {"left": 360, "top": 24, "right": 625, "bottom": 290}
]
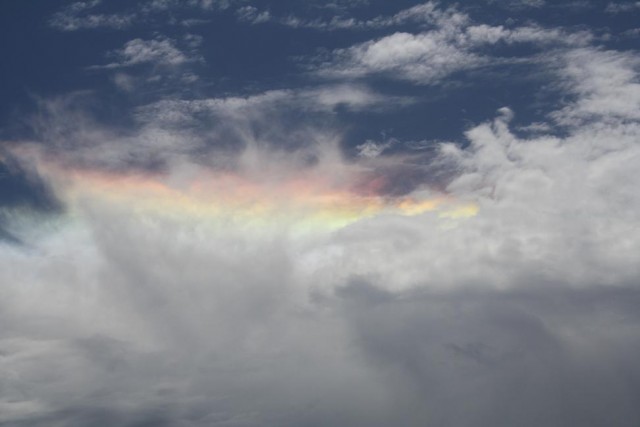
[
  {"left": 1, "top": 1, "right": 640, "bottom": 426},
  {"left": 1, "top": 0, "right": 636, "bottom": 149}
]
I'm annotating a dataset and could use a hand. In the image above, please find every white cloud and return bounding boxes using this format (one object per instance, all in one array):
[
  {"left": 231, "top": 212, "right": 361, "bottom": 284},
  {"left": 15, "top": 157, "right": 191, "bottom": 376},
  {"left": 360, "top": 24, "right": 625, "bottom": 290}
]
[
  {"left": 236, "top": 6, "right": 272, "bottom": 24},
  {"left": 9, "top": 84, "right": 412, "bottom": 175},
  {"left": 486, "top": 0, "right": 546, "bottom": 8},
  {"left": 140, "top": 0, "right": 232, "bottom": 13},
  {"left": 356, "top": 138, "right": 397, "bottom": 158},
  {"left": 136, "top": 84, "right": 413, "bottom": 124},
  {"left": 318, "top": 31, "right": 483, "bottom": 84},
  {"left": 112, "top": 73, "right": 136, "bottom": 92},
  {"left": 12, "top": 93, "right": 202, "bottom": 171},
  {"left": 516, "top": 121, "right": 553, "bottom": 133},
  {"left": 517, "top": 0, "right": 546, "bottom": 6},
  {"left": 465, "top": 24, "right": 591, "bottom": 46},
  {"left": 97, "top": 36, "right": 202, "bottom": 69},
  {"left": 605, "top": 1, "right": 640, "bottom": 13},
  {"left": 11, "top": 45, "right": 640, "bottom": 295},
  {"left": 49, "top": 0, "right": 233, "bottom": 31},
  {"left": 239, "top": 1, "right": 464, "bottom": 30},
  {"left": 115, "top": 38, "right": 189, "bottom": 66},
  {"left": 622, "top": 28, "right": 640, "bottom": 38},
  {"left": 552, "top": 48, "right": 640, "bottom": 125},
  {"left": 313, "top": 4, "right": 589, "bottom": 85},
  {"left": 49, "top": 0, "right": 135, "bottom": 31}
]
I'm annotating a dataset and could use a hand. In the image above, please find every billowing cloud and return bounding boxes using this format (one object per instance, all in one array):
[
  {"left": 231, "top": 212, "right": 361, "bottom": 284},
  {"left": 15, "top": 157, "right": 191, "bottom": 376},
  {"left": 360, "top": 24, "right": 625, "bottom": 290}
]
[{"left": 551, "top": 48, "right": 640, "bottom": 125}]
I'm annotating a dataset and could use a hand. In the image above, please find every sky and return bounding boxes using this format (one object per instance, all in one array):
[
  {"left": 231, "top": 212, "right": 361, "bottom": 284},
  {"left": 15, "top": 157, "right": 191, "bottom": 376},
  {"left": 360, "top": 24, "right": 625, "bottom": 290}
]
[{"left": 1, "top": 0, "right": 640, "bottom": 425}]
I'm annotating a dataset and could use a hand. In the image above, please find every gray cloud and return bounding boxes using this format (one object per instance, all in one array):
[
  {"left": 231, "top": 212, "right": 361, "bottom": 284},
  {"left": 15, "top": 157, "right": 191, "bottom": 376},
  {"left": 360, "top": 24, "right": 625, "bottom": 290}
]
[
  {"left": 1, "top": 201, "right": 640, "bottom": 426},
  {"left": 336, "top": 281, "right": 640, "bottom": 427}
]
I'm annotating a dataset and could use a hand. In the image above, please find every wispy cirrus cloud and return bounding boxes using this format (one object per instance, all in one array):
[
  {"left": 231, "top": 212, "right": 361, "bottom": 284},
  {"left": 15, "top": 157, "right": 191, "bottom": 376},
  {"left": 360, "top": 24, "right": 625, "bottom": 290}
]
[
  {"left": 9, "top": 83, "right": 411, "bottom": 174},
  {"left": 103, "top": 36, "right": 202, "bottom": 68},
  {"left": 485, "top": 0, "right": 546, "bottom": 9},
  {"left": 51, "top": 13, "right": 136, "bottom": 31},
  {"left": 313, "top": 21, "right": 589, "bottom": 85},
  {"left": 237, "top": 2, "right": 456, "bottom": 30},
  {"left": 605, "top": 1, "right": 640, "bottom": 13},
  {"left": 49, "top": 0, "right": 234, "bottom": 31},
  {"left": 49, "top": 0, "right": 136, "bottom": 31},
  {"left": 136, "top": 84, "right": 413, "bottom": 122}
]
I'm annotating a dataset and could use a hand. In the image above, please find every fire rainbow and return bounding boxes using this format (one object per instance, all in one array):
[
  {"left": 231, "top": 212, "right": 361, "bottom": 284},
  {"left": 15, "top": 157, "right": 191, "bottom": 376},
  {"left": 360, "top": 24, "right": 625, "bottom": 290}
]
[{"left": 39, "top": 162, "right": 479, "bottom": 233}]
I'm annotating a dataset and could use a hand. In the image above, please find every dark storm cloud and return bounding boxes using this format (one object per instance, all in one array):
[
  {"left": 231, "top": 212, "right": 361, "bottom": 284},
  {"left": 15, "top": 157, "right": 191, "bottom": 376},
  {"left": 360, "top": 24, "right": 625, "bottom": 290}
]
[{"left": 336, "top": 281, "right": 640, "bottom": 427}]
